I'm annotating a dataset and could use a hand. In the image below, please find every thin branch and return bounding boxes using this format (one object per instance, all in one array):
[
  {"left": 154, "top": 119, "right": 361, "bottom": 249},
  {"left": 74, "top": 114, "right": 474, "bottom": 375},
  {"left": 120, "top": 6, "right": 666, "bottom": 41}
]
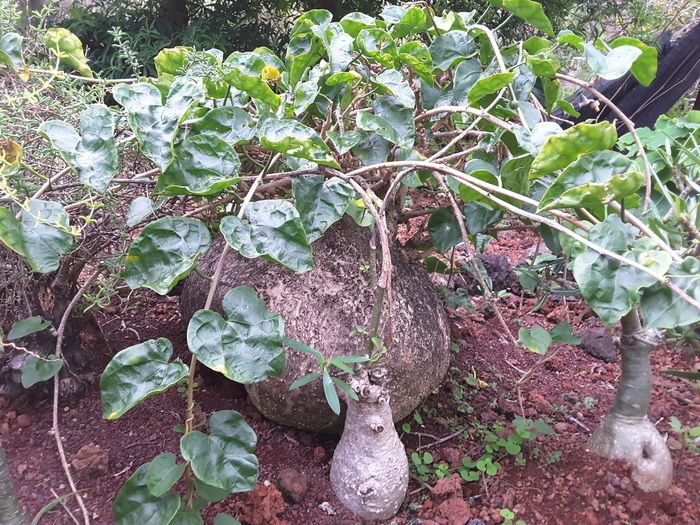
[{"left": 54, "top": 270, "right": 102, "bottom": 525}]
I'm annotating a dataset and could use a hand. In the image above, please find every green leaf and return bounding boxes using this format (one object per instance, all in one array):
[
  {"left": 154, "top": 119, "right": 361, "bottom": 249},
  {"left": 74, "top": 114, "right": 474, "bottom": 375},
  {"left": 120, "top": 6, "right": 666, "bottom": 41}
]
[
  {"left": 39, "top": 104, "right": 117, "bottom": 192},
  {"left": 327, "top": 130, "right": 363, "bottom": 154},
  {"left": 259, "top": 118, "right": 339, "bottom": 168},
  {"left": 286, "top": 35, "right": 323, "bottom": 88},
  {"left": 289, "top": 372, "right": 322, "bottom": 390},
  {"left": 124, "top": 217, "right": 211, "bottom": 295},
  {"left": 662, "top": 370, "right": 700, "bottom": 381},
  {"left": 538, "top": 151, "right": 644, "bottom": 211},
  {"left": 325, "top": 71, "right": 361, "bottom": 86},
  {"left": 0, "top": 33, "right": 24, "bottom": 71},
  {"left": 351, "top": 134, "right": 391, "bottom": 166},
  {"left": 187, "top": 286, "right": 285, "bottom": 382},
  {"left": 526, "top": 52, "right": 559, "bottom": 78},
  {"left": 468, "top": 72, "right": 517, "bottom": 104},
  {"left": 114, "top": 462, "right": 181, "bottom": 525},
  {"left": 180, "top": 410, "right": 258, "bottom": 493},
  {"left": 223, "top": 51, "right": 282, "bottom": 109},
  {"left": 17, "top": 200, "right": 73, "bottom": 273},
  {"left": 356, "top": 95, "right": 415, "bottom": 149},
  {"left": 44, "top": 28, "right": 92, "bottom": 77},
  {"left": 523, "top": 36, "right": 551, "bottom": 54},
  {"left": 113, "top": 80, "right": 204, "bottom": 170},
  {"left": 554, "top": 99, "right": 580, "bottom": 118},
  {"left": 100, "top": 338, "right": 188, "bottom": 420},
  {"left": 290, "top": 9, "right": 333, "bottom": 37},
  {"left": 573, "top": 218, "right": 673, "bottom": 325},
  {"left": 530, "top": 121, "right": 617, "bottom": 177},
  {"left": 170, "top": 509, "right": 203, "bottom": 525},
  {"left": 398, "top": 41, "right": 434, "bottom": 82},
  {"left": 21, "top": 355, "right": 63, "bottom": 388},
  {"left": 518, "top": 326, "right": 552, "bottom": 354},
  {"left": 428, "top": 208, "right": 462, "bottom": 253},
  {"left": 583, "top": 43, "right": 642, "bottom": 81},
  {"left": 0, "top": 207, "right": 26, "bottom": 262},
  {"left": 194, "top": 478, "right": 229, "bottom": 502},
  {"left": 340, "top": 12, "right": 376, "bottom": 37},
  {"left": 388, "top": 5, "right": 428, "bottom": 38},
  {"left": 126, "top": 197, "right": 161, "bottom": 227},
  {"left": 294, "top": 61, "right": 328, "bottom": 115},
  {"left": 156, "top": 134, "right": 240, "bottom": 196},
  {"left": 373, "top": 69, "right": 415, "bottom": 109},
  {"left": 491, "top": 0, "right": 554, "bottom": 36},
  {"left": 154, "top": 46, "right": 190, "bottom": 76},
  {"left": 610, "top": 37, "right": 657, "bottom": 87},
  {"left": 191, "top": 107, "right": 256, "bottom": 145},
  {"left": 214, "top": 514, "right": 241, "bottom": 525},
  {"left": 550, "top": 322, "right": 580, "bottom": 345},
  {"left": 292, "top": 175, "right": 354, "bottom": 242},
  {"left": 455, "top": 158, "right": 499, "bottom": 202},
  {"left": 322, "top": 370, "right": 341, "bottom": 415},
  {"left": 639, "top": 257, "right": 700, "bottom": 329},
  {"left": 7, "top": 316, "right": 51, "bottom": 340},
  {"left": 221, "top": 200, "right": 313, "bottom": 273},
  {"left": 557, "top": 30, "right": 584, "bottom": 51},
  {"left": 429, "top": 30, "right": 476, "bottom": 71},
  {"left": 356, "top": 29, "right": 396, "bottom": 68},
  {"left": 463, "top": 202, "right": 502, "bottom": 234},
  {"left": 146, "top": 453, "right": 186, "bottom": 498}
]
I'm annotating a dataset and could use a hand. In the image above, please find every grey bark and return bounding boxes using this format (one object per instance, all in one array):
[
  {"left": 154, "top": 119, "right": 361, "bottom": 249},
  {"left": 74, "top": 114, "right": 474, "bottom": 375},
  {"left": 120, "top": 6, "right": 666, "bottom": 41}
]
[
  {"left": 330, "top": 368, "right": 408, "bottom": 520},
  {"left": 587, "top": 309, "right": 673, "bottom": 491},
  {"left": 0, "top": 446, "right": 27, "bottom": 525},
  {"left": 180, "top": 217, "right": 450, "bottom": 432}
]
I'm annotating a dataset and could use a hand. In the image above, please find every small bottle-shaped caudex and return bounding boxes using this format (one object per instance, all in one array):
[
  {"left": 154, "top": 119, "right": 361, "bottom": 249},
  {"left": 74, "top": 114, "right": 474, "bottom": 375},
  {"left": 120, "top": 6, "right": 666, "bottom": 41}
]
[{"left": 330, "top": 368, "right": 409, "bottom": 520}]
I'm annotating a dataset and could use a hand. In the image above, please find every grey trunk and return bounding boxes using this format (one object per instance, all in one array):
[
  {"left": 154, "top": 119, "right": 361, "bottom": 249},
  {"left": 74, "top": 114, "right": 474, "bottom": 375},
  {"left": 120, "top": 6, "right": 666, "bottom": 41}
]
[{"left": 587, "top": 309, "right": 673, "bottom": 491}]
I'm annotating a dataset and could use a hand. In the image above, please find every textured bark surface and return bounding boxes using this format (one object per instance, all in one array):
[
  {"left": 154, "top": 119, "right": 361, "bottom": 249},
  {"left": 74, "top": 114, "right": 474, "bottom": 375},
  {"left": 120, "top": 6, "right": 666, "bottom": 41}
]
[
  {"left": 587, "top": 310, "right": 673, "bottom": 492},
  {"left": 180, "top": 217, "right": 451, "bottom": 432},
  {"left": 330, "top": 369, "right": 408, "bottom": 520}
]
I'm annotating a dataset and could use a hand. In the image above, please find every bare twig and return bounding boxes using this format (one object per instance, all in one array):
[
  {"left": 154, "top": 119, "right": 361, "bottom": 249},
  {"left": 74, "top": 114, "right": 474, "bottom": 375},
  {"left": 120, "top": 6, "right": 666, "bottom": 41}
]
[{"left": 54, "top": 270, "right": 102, "bottom": 525}]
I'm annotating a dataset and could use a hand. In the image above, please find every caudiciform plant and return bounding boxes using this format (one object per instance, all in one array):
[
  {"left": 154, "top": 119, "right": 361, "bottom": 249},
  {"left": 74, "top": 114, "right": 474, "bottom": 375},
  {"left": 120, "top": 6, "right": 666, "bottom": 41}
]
[{"left": 0, "top": 0, "right": 699, "bottom": 522}]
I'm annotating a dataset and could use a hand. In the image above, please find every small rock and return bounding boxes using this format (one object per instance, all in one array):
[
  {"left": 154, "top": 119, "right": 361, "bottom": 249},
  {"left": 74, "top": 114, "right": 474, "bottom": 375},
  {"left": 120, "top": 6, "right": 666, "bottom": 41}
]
[
  {"left": 430, "top": 473, "right": 463, "bottom": 501},
  {"left": 318, "top": 501, "right": 336, "bottom": 515},
  {"left": 16, "top": 463, "right": 28, "bottom": 476},
  {"left": 312, "top": 446, "right": 327, "bottom": 464},
  {"left": 554, "top": 422, "right": 570, "bottom": 433},
  {"left": 0, "top": 423, "right": 9, "bottom": 435},
  {"left": 527, "top": 391, "right": 551, "bottom": 413},
  {"left": 467, "top": 519, "right": 485, "bottom": 525},
  {"left": 580, "top": 328, "right": 617, "bottom": 362},
  {"left": 5, "top": 410, "right": 16, "bottom": 421},
  {"left": 71, "top": 443, "right": 108, "bottom": 476},
  {"left": 16, "top": 414, "right": 31, "bottom": 428},
  {"left": 497, "top": 398, "right": 518, "bottom": 415},
  {"left": 432, "top": 497, "right": 471, "bottom": 525},
  {"left": 440, "top": 447, "right": 463, "bottom": 469},
  {"left": 276, "top": 468, "right": 308, "bottom": 503},
  {"left": 605, "top": 483, "right": 617, "bottom": 497},
  {"left": 563, "top": 393, "right": 579, "bottom": 404},
  {"left": 479, "top": 409, "right": 498, "bottom": 424},
  {"left": 619, "top": 477, "right": 633, "bottom": 492},
  {"left": 627, "top": 497, "right": 643, "bottom": 513}
]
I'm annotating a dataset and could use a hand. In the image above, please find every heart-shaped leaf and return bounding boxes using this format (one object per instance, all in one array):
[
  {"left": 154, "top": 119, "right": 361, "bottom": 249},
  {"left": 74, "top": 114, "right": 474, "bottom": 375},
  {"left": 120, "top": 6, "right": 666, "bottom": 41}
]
[
  {"left": 187, "top": 286, "right": 285, "bottom": 383},
  {"left": 2, "top": 200, "right": 74, "bottom": 274},
  {"left": 356, "top": 95, "right": 414, "bottom": 149},
  {"left": 39, "top": 104, "right": 117, "bottom": 192},
  {"left": 156, "top": 134, "right": 241, "bottom": 196},
  {"left": 610, "top": 37, "right": 657, "bottom": 87},
  {"left": 100, "top": 338, "right": 188, "bottom": 419},
  {"left": 21, "top": 355, "right": 63, "bottom": 388},
  {"left": 221, "top": 200, "right": 313, "bottom": 273},
  {"left": 428, "top": 208, "right": 462, "bottom": 253},
  {"left": 583, "top": 43, "right": 642, "bottom": 81},
  {"left": 640, "top": 257, "right": 700, "bottom": 329},
  {"left": 0, "top": 33, "right": 24, "bottom": 71},
  {"left": 429, "top": 30, "right": 475, "bottom": 71},
  {"left": 356, "top": 29, "right": 397, "bottom": 68},
  {"left": 191, "top": 106, "right": 257, "bottom": 145},
  {"left": 114, "top": 462, "right": 181, "bottom": 525},
  {"left": 490, "top": 0, "right": 554, "bottom": 36},
  {"left": 572, "top": 218, "right": 673, "bottom": 325},
  {"left": 146, "top": 453, "right": 186, "bottom": 498},
  {"left": 44, "top": 28, "right": 92, "bottom": 77},
  {"left": 124, "top": 217, "right": 211, "bottom": 294},
  {"left": 180, "top": 410, "right": 258, "bottom": 493},
  {"left": 530, "top": 121, "right": 617, "bottom": 177},
  {"left": 113, "top": 79, "right": 204, "bottom": 169},
  {"left": 518, "top": 326, "right": 552, "bottom": 354},
  {"left": 538, "top": 151, "right": 645, "bottom": 211},
  {"left": 259, "top": 118, "right": 339, "bottom": 168},
  {"left": 292, "top": 175, "right": 354, "bottom": 242},
  {"left": 7, "top": 316, "right": 51, "bottom": 340},
  {"left": 373, "top": 69, "right": 415, "bottom": 109},
  {"left": 469, "top": 72, "right": 517, "bottom": 104}
]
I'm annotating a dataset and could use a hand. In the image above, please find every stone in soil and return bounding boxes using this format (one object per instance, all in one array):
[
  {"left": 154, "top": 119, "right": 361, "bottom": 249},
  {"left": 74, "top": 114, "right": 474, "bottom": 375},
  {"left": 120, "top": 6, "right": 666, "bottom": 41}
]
[
  {"left": 276, "top": 468, "right": 308, "bottom": 503},
  {"left": 71, "top": 443, "right": 108, "bottom": 476},
  {"left": 430, "top": 473, "right": 463, "bottom": 502},
  {"left": 580, "top": 327, "right": 617, "bottom": 362}
]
